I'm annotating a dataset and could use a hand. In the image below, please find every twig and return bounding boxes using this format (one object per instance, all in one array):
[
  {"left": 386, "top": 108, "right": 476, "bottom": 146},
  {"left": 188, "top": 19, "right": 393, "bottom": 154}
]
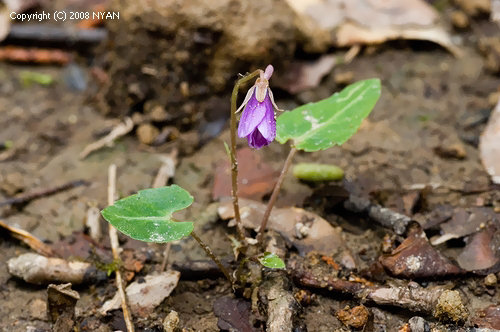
[
  {"left": 343, "top": 195, "right": 411, "bottom": 235},
  {"left": 259, "top": 271, "right": 299, "bottom": 332},
  {"left": 8, "top": 253, "right": 106, "bottom": 285},
  {"left": 7, "top": 24, "right": 107, "bottom": 45},
  {"left": 107, "top": 165, "right": 135, "bottom": 332},
  {"left": 230, "top": 69, "right": 262, "bottom": 241},
  {"left": 257, "top": 147, "right": 297, "bottom": 244},
  {"left": 80, "top": 117, "right": 134, "bottom": 159},
  {"left": 0, "top": 179, "right": 88, "bottom": 208},
  {"left": 289, "top": 256, "right": 463, "bottom": 315},
  {"left": 152, "top": 149, "right": 178, "bottom": 272},
  {"left": 190, "top": 231, "right": 234, "bottom": 284},
  {"left": 344, "top": 44, "right": 361, "bottom": 64},
  {"left": 0, "top": 220, "right": 55, "bottom": 256}
]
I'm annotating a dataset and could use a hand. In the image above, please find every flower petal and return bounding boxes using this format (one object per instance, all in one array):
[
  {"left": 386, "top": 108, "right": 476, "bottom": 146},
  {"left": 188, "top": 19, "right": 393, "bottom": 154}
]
[
  {"left": 247, "top": 129, "right": 270, "bottom": 149},
  {"left": 238, "top": 91, "right": 267, "bottom": 138},
  {"left": 256, "top": 96, "right": 276, "bottom": 141}
]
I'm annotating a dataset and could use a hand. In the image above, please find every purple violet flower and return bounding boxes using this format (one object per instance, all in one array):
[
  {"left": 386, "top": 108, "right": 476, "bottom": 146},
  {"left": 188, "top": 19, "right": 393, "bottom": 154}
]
[{"left": 237, "top": 65, "right": 280, "bottom": 149}]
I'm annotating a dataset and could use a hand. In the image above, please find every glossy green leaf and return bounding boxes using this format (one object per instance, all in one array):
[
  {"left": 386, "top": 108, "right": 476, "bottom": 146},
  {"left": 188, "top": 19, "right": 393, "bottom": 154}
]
[
  {"left": 101, "top": 185, "right": 194, "bottom": 243},
  {"left": 258, "top": 252, "right": 285, "bottom": 269},
  {"left": 276, "top": 79, "right": 381, "bottom": 152},
  {"left": 293, "top": 163, "right": 344, "bottom": 182}
]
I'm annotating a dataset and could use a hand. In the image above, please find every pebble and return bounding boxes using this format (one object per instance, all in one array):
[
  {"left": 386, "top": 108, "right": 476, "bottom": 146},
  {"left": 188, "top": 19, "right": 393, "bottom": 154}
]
[
  {"left": 408, "top": 316, "right": 430, "bottom": 332},
  {"left": 484, "top": 273, "right": 497, "bottom": 287},
  {"left": 451, "top": 11, "right": 470, "bottom": 29},
  {"left": 29, "top": 298, "right": 47, "bottom": 320},
  {"left": 334, "top": 71, "right": 354, "bottom": 85},
  {"left": 136, "top": 123, "right": 160, "bottom": 145}
]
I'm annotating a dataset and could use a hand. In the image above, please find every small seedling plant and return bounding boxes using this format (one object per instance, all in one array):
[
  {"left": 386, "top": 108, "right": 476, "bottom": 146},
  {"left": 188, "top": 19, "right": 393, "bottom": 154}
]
[{"left": 101, "top": 65, "right": 381, "bottom": 285}]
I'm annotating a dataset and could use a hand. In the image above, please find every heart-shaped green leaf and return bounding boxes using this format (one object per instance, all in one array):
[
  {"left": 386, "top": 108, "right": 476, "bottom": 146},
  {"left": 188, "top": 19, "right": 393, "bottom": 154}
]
[
  {"left": 276, "top": 79, "right": 381, "bottom": 152},
  {"left": 258, "top": 252, "right": 286, "bottom": 269},
  {"left": 101, "top": 185, "right": 194, "bottom": 243}
]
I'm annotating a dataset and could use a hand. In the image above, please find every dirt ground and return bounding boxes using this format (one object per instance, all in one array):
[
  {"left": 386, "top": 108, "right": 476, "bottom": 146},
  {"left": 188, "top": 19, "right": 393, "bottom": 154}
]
[{"left": 1, "top": 5, "right": 500, "bottom": 332}]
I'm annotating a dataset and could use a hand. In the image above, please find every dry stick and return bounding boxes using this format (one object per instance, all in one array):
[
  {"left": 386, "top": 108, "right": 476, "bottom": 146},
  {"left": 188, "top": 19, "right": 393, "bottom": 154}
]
[
  {"left": 190, "top": 230, "right": 234, "bottom": 284},
  {"left": 153, "top": 150, "right": 178, "bottom": 272},
  {"left": 80, "top": 117, "right": 134, "bottom": 159},
  {"left": 257, "top": 147, "right": 297, "bottom": 245},
  {"left": 0, "top": 179, "right": 88, "bottom": 208},
  {"left": 107, "top": 165, "right": 135, "bottom": 332},
  {"left": 230, "top": 69, "right": 262, "bottom": 241}
]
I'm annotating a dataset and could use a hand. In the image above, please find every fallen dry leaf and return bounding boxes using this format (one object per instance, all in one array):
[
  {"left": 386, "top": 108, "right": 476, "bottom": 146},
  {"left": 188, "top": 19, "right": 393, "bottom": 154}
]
[
  {"left": 285, "top": 0, "right": 461, "bottom": 56},
  {"left": 218, "top": 198, "right": 345, "bottom": 256},
  {"left": 213, "top": 297, "right": 257, "bottom": 332},
  {"left": 380, "top": 225, "right": 464, "bottom": 278},
  {"left": 431, "top": 207, "right": 497, "bottom": 245},
  {"left": 471, "top": 305, "right": 500, "bottom": 330},
  {"left": 0, "top": 219, "right": 54, "bottom": 257},
  {"left": 100, "top": 271, "right": 180, "bottom": 317},
  {"left": 456, "top": 228, "right": 500, "bottom": 272},
  {"left": 213, "top": 148, "right": 277, "bottom": 201},
  {"left": 47, "top": 283, "right": 79, "bottom": 332},
  {"left": 274, "top": 55, "right": 337, "bottom": 94},
  {"left": 480, "top": 98, "right": 500, "bottom": 184}
]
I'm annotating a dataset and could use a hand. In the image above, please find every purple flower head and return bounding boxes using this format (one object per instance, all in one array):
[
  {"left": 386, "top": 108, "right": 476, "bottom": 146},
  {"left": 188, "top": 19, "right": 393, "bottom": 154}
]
[{"left": 237, "top": 65, "right": 280, "bottom": 149}]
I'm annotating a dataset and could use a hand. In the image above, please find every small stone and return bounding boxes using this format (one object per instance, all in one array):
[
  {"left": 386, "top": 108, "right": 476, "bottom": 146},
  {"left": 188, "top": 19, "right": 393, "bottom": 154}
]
[
  {"left": 434, "top": 290, "right": 468, "bottom": 322},
  {"left": 336, "top": 305, "right": 370, "bottom": 329},
  {"left": 408, "top": 316, "right": 429, "bottom": 332},
  {"left": 334, "top": 71, "right": 354, "bottom": 85},
  {"left": 163, "top": 310, "right": 180, "bottom": 332},
  {"left": 136, "top": 123, "right": 160, "bottom": 145},
  {"left": 149, "top": 105, "right": 169, "bottom": 122},
  {"left": 1, "top": 172, "right": 25, "bottom": 195},
  {"left": 29, "top": 298, "right": 47, "bottom": 320},
  {"left": 451, "top": 11, "right": 470, "bottom": 29},
  {"left": 434, "top": 143, "right": 467, "bottom": 159},
  {"left": 485, "top": 273, "right": 498, "bottom": 287}
]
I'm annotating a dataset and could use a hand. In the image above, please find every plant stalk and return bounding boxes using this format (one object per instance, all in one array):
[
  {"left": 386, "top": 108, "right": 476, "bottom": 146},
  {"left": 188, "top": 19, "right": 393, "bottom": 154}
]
[
  {"left": 257, "top": 147, "right": 297, "bottom": 245},
  {"left": 230, "top": 69, "right": 262, "bottom": 241},
  {"left": 191, "top": 230, "right": 234, "bottom": 284}
]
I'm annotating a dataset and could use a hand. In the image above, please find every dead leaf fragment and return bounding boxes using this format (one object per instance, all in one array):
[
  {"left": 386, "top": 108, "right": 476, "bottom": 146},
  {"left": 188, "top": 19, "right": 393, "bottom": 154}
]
[
  {"left": 471, "top": 305, "right": 500, "bottom": 329},
  {"left": 456, "top": 228, "right": 500, "bottom": 272},
  {"left": 480, "top": 99, "right": 500, "bottom": 183},
  {"left": 47, "top": 283, "right": 80, "bottom": 332},
  {"left": 218, "top": 199, "right": 345, "bottom": 256},
  {"left": 431, "top": 207, "right": 497, "bottom": 245},
  {"left": 213, "top": 297, "right": 257, "bottom": 332},
  {"left": 0, "top": 219, "right": 54, "bottom": 257},
  {"left": 100, "top": 271, "right": 180, "bottom": 317},
  {"left": 213, "top": 148, "right": 277, "bottom": 201},
  {"left": 380, "top": 225, "right": 464, "bottom": 278},
  {"left": 274, "top": 55, "right": 336, "bottom": 94},
  {"left": 285, "top": 0, "right": 460, "bottom": 55}
]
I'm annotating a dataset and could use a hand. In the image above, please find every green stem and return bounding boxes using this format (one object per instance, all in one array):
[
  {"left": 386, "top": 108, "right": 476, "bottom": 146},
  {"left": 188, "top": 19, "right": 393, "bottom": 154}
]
[
  {"left": 191, "top": 230, "right": 234, "bottom": 284},
  {"left": 230, "top": 69, "right": 262, "bottom": 242},
  {"left": 257, "top": 147, "right": 297, "bottom": 245}
]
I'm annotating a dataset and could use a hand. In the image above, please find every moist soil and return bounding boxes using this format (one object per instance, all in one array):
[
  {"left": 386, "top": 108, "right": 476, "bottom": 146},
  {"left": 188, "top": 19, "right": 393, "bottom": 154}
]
[{"left": 1, "top": 32, "right": 500, "bottom": 332}]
